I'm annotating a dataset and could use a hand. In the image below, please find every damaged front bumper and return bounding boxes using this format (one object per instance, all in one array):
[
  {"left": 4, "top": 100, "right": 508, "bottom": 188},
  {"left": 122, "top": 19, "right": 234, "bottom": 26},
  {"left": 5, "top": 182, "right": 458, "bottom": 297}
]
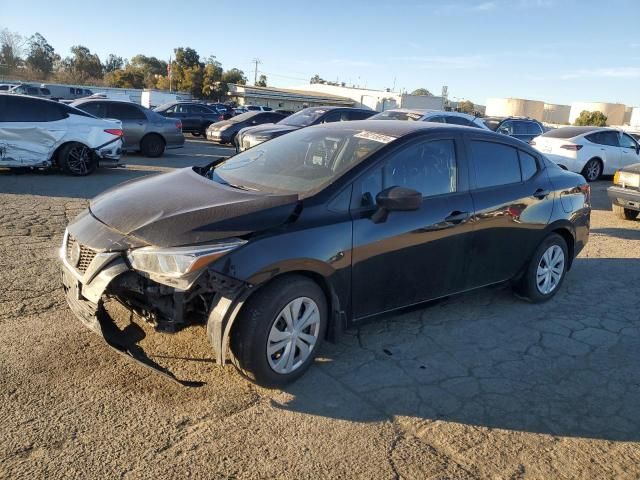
[{"left": 59, "top": 229, "right": 251, "bottom": 386}]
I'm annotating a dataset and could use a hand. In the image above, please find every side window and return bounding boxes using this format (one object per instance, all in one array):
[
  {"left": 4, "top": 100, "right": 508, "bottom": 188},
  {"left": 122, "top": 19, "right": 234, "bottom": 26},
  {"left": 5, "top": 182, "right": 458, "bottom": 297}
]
[
  {"left": 519, "top": 151, "right": 539, "bottom": 181},
  {"left": 445, "top": 116, "right": 472, "bottom": 126},
  {"left": 193, "top": 105, "right": 212, "bottom": 114},
  {"left": 164, "top": 105, "right": 176, "bottom": 114},
  {"left": 0, "top": 96, "right": 6, "bottom": 121},
  {"left": 347, "top": 110, "right": 374, "bottom": 120},
  {"left": 322, "top": 111, "right": 342, "bottom": 123},
  {"left": 359, "top": 139, "right": 457, "bottom": 206},
  {"left": 470, "top": 141, "right": 521, "bottom": 188},
  {"left": 108, "top": 103, "right": 146, "bottom": 120},
  {"left": 77, "top": 102, "right": 105, "bottom": 117},
  {"left": 176, "top": 104, "right": 190, "bottom": 114},
  {"left": 426, "top": 116, "right": 446, "bottom": 123},
  {"left": 3, "top": 97, "right": 64, "bottom": 122},
  {"left": 527, "top": 122, "right": 543, "bottom": 135},
  {"left": 498, "top": 120, "right": 514, "bottom": 135},
  {"left": 619, "top": 133, "right": 638, "bottom": 149},
  {"left": 599, "top": 131, "right": 619, "bottom": 147}
]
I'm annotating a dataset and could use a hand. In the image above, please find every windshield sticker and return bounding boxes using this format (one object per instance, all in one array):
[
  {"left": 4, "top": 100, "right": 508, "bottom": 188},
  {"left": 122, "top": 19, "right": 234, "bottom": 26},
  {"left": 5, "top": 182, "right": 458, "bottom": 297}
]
[
  {"left": 407, "top": 113, "right": 422, "bottom": 120},
  {"left": 354, "top": 131, "right": 397, "bottom": 144}
]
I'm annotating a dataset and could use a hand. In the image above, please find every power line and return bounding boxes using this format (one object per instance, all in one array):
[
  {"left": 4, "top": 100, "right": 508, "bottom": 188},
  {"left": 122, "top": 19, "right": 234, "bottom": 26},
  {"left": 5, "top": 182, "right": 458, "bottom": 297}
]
[{"left": 252, "top": 58, "right": 262, "bottom": 85}]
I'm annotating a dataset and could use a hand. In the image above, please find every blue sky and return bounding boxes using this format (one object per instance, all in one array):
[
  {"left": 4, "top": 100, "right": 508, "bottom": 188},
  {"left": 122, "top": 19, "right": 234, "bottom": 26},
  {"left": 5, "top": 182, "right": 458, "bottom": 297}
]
[{"left": 3, "top": 0, "right": 640, "bottom": 106}]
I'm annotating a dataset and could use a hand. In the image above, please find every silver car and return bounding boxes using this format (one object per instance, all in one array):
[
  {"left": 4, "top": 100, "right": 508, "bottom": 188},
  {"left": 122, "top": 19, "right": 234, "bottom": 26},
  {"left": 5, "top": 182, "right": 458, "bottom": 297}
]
[{"left": 71, "top": 99, "right": 185, "bottom": 157}]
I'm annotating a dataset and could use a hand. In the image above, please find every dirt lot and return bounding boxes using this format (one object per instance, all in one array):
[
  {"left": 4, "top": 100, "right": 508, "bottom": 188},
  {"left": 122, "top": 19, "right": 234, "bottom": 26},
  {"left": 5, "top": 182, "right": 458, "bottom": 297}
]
[{"left": 1, "top": 140, "right": 639, "bottom": 479}]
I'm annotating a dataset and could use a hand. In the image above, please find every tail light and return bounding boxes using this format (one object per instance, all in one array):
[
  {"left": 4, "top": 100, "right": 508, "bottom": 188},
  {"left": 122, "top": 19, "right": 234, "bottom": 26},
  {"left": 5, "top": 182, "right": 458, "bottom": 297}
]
[
  {"left": 218, "top": 114, "right": 224, "bottom": 121},
  {"left": 578, "top": 183, "right": 591, "bottom": 204},
  {"left": 175, "top": 120, "right": 182, "bottom": 131},
  {"left": 104, "top": 128, "right": 124, "bottom": 137},
  {"left": 560, "top": 144, "right": 583, "bottom": 151}
]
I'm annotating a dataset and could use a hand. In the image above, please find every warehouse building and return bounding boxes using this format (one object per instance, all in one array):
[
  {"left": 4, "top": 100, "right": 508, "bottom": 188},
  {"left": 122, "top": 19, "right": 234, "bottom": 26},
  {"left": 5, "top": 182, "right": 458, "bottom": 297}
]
[
  {"left": 485, "top": 98, "right": 545, "bottom": 121},
  {"left": 568, "top": 102, "right": 626, "bottom": 126},
  {"left": 227, "top": 84, "right": 355, "bottom": 110}
]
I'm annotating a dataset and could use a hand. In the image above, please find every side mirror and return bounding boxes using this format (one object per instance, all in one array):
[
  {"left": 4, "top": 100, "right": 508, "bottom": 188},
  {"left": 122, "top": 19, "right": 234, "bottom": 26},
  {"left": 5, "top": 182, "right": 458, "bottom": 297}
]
[
  {"left": 498, "top": 127, "right": 509, "bottom": 135},
  {"left": 372, "top": 186, "right": 422, "bottom": 223}
]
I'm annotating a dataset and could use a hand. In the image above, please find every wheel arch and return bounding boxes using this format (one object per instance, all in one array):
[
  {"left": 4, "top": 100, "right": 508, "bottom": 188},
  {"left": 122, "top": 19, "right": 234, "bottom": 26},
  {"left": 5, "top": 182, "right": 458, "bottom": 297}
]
[
  {"left": 547, "top": 222, "right": 576, "bottom": 270},
  {"left": 51, "top": 140, "right": 93, "bottom": 166}
]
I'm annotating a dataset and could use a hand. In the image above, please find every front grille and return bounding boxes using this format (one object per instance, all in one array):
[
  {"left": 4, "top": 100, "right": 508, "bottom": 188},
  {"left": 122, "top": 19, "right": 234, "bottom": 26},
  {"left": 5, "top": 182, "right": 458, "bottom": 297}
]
[{"left": 66, "top": 235, "right": 97, "bottom": 274}]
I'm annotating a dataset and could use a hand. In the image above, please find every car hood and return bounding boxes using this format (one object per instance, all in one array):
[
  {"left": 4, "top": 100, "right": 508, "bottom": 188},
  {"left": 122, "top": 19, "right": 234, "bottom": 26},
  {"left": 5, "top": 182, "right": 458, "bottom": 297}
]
[
  {"left": 243, "top": 124, "right": 299, "bottom": 137},
  {"left": 88, "top": 167, "right": 299, "bottom": 247}
]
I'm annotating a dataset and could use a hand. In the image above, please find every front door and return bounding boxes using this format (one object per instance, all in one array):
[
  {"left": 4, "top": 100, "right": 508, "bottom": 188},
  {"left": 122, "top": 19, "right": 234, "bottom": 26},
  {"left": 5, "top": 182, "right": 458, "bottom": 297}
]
[
  {"left": 619, "top": 132, "right": 640, "bottom": 169},
  {"left": 351, "top": 135, "right": 474, "bottom": 319},
  {"left": 464, "top": 138, "right": 554, "bottom": 287}
]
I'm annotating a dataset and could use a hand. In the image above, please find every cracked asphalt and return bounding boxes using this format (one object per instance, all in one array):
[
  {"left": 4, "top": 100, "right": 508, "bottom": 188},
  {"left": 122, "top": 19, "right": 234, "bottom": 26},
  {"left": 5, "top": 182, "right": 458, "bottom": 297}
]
[{"left": 1, "top": 139, "right": 639, "bottom": 479}]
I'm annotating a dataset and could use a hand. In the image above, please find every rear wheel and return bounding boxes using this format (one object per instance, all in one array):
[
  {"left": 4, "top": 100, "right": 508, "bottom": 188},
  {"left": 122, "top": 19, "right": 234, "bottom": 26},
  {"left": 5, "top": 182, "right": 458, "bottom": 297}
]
[
  {"left": 140, "top": 134, "right": 165, "bottom": 158},
  {"left": 514, "top": 233, "right": 568, "bottom": 303},
  {"left": 58, "top": 142, "right": 97, "bottom": 176},
  {"left": 613, "top": 204, "right": 639, "bottom": 220},
  {"left": 230, "top": 275, "right": 327, "bottom": 387},
  {"left": 581, "top": 158, "right": 602, "bottom": 182}
]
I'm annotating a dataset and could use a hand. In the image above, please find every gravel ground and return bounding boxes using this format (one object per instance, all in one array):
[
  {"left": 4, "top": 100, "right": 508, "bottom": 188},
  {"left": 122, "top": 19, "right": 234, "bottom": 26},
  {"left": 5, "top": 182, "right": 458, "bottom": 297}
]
[{"left": 1, "top": 140, "right": 639, "bottom": 479}]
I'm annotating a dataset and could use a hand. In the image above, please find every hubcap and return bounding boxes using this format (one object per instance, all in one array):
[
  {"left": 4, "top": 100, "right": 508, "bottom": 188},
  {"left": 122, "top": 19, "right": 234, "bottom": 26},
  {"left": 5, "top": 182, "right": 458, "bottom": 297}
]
[
  {"left": 586, "top": 161, "right": 600, "bottom": 181},
  {"left": 67, "top": 145, "right": 91, "bottom": 174},
  {"left": 267, "top": 297, "right": 320, "bottom": 374},
  {"left": 536, "top": 245, "right": 565, "bottom": 295}
]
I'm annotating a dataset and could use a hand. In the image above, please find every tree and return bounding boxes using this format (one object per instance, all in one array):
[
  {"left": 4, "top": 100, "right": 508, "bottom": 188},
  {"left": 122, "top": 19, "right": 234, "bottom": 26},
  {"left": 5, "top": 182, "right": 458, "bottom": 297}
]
[
  {"left": 457, "top": 100, "right": 474, "bottom": 114},
  {"left": 103, "top": 54, "right": 124, "bottom": 73},
  {"left": 202, "top": 56, "right": 223, "bottom": 99},
  {"left": 25, "top": 33, "right": 57, "bottom": 77},
  {"left": 0, "top": 28, "right": 25, "bottom": 69},
  {"left": 222, "top": 68, "right": 247, "bottom": 85},
  {"left": 411, "top": 88, "right": 433, "bottom": 96},
  {"left": 310, "top": 74, "right": 325, "bottom": 84},
  {"left": 574, "top": 110, "right": 608, "bottom": 127},
  {"left": 60, "top": 45, "right": 103, "bottom": 82},
  {"left": 256, "top": 74, "right": 267, "bottom": 87},
  {"left": 174, "top": 47, "right": 200, "bottom": 69}
]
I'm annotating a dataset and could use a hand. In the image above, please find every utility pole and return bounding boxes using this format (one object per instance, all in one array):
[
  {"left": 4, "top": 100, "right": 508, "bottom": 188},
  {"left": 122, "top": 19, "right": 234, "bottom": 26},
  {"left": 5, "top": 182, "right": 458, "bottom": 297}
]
[{"left": 253, "top": 58, "right": 262, "bottom": 85}]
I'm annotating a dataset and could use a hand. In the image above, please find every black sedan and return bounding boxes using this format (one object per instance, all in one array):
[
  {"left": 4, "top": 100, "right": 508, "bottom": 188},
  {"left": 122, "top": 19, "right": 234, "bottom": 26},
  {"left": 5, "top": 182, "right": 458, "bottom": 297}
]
[
  {"left": 60, "top": 121, "right": 590, "bottom": 387},
  {"left": 153, "top": 101, "right": 224, "bottom": 137},
  {"left": 236, "top": 106, "right": 374, "bottom": 152},
  {"left": 206, "top": 111, "right": 286, "bottom": 144}
]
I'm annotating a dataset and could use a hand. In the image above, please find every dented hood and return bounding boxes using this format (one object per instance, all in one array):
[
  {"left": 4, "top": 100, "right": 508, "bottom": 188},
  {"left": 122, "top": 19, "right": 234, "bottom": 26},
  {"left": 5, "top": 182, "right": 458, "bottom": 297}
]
[{"left": 89, "top": 167, "right": 299, "bottom": 247}]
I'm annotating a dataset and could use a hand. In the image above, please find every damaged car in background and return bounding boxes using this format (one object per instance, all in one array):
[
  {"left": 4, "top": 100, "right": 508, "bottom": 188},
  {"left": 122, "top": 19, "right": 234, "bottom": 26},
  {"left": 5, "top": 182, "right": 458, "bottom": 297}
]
[
  {"left": 60, "top": 121, "right": 590, "bottom": 387},
  {"left": 0, "top": 94, "right": 123, "bottom": 175}
]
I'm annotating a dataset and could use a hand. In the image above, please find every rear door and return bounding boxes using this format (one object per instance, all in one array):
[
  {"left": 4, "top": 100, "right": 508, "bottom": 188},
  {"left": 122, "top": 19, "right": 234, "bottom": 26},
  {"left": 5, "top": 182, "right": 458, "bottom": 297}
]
[
  {"left": 618, "top": 132, "right": 640, "bottom": 169},
  {"left": 0, "top": 96, "right": 68, "bottom": 167},
  {"left": 465, "top": 138, "right": 554, "bottom": 287},
  {"left": 351, "top": 134, "right": 474, "bottom": 318},
  {"left": 107, "top": 103, "right": 147, "bottom": 149}
]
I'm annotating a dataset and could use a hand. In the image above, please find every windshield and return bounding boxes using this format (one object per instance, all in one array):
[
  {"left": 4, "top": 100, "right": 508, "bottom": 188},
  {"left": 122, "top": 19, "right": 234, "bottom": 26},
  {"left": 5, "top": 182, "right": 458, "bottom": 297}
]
[
  {"left": 370, "top": 110, "right": 424, "bottom": 121},
  {"left": 280, "top": 108, "right": 329, "bottom": 127},
  {"left": 210, "top": 126, "right": 396, "bottom": 196},
  {"left": 230, "top": 111, "right": 261, "bottom": 123}
]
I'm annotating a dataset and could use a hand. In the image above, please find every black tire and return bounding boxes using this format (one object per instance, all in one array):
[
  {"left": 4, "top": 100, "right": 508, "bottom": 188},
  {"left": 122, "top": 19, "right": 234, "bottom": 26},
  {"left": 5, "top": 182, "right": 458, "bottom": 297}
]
[
  {"left": 140, "top": 134, "right": 165, "bottom": 158},
  {"left": 191, "top": 132, "right": 201, "bottom": 137},
  {"left": 58, "top": 142, "right": 97, "bottom": 176},
  {"left": 581, "top": 158, "right": 602, "bottom": 182},
  {"left": 613, "top": 204, "right": 639, "bottom": 220},
  {"left": 514, "top": 233, "right": 568, "bottom": 303},
  {"left": 230, "top": 275, "right": 328, "bottom": 387}
]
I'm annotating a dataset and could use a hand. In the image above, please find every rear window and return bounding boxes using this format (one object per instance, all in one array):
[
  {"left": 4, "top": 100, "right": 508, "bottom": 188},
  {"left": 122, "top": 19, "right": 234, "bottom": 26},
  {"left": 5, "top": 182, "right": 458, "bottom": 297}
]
[
  {"left": 3, "top": 96, "right": 66, "bottom": 122},
  {"left": 542, "top": 127, "right": 597, "bottom": 138}
]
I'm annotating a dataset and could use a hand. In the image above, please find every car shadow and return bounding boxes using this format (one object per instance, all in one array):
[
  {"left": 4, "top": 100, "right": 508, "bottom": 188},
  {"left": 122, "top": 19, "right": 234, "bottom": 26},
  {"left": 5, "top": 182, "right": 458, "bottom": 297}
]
[
  {"left": 591, "top": 227, "right": 640, "bottom": 240},
  {"left": 272, "top": 257, "right": 640, "bottom": 442}
]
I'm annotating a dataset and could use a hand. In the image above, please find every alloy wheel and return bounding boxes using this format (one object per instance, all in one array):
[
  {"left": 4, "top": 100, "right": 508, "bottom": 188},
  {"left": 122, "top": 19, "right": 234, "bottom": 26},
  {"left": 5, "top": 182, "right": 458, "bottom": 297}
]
[
  {"left": 584, "top": 160, "right": 601, "bottom": 182},
  {"left": 67, "top": 145, "right": 91, "bottom": 175},
  {"left": 536, "top": 245, "right": 565, "bottom": 295},
  {"left": 267, "top": 297, "right": 320, "bottom": 374}
]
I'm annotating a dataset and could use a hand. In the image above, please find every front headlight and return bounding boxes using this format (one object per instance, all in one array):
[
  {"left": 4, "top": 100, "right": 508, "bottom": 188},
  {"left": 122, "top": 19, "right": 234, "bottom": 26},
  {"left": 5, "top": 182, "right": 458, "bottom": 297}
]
[
  {"left": 127, "top": 239, "right": 246, "bottom": 279},
  {"left": 218, "top": 124, "right": 231, "bottom": 132},
  {"left": 614, "top": 170, "right": 640, "bottom": 188}
]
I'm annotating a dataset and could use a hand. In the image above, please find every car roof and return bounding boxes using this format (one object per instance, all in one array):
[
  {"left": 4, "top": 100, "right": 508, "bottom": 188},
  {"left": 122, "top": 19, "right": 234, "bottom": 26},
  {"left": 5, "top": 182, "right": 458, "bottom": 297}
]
[
  {"left": 306, "top": 119, "right": 501, "bottom": 138},
  {"left": 381, "top": 108, "right": 436, "bottom": 115},
  {"left": 542, "top": 126, "right": 615, "bottom": 138}
]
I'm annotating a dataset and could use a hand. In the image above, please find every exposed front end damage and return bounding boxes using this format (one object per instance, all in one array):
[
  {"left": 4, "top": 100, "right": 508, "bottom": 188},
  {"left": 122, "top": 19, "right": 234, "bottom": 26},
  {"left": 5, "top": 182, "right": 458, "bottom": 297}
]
[{"left": 60, "top": 229, "right": 252, "bottom": 386}]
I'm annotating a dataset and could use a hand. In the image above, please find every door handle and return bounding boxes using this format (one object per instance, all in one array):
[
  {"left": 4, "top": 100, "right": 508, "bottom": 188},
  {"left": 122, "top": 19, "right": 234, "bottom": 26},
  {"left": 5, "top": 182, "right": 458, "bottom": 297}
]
[
  {"left": 533, "top": 188, "right": 550, "bottom": 199},
  {"left": 444, "top": 211, "right": 470, "bottom": 224}
]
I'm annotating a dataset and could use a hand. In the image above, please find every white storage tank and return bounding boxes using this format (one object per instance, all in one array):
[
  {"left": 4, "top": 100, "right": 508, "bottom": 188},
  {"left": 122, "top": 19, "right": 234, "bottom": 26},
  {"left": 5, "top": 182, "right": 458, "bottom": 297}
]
[
  {"left": 543, "top": 103, "right": 571, "bottom": 124},
  {"left": 485, "top": 98, "right": 545, "bottom": 121},
  {"left": 624, "top": 106, "right": 633, "bottom": 125},
  {"left": 568, "top": 102, "right": 626, "bottom": 126},
  {"left": 630, "top": 107, "right": 640, "bottom": 127}
]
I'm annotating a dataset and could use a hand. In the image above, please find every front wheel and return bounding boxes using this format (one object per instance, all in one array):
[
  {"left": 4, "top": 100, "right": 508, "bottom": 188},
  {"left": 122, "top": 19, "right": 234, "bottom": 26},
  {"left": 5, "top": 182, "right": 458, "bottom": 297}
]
[
  {"left": 514, "top": 233, "right": 568, "bottom": 303},
  {"left": 230, "top": 275, "right": 327, "bottom": 387},
  {"left": 140, "top": 134, "right": 165, "bottom": 158},
  {"left": 58, "top": 142, "right": 97, "bottom": 176},
  {"left": 613, "top": 204, "right": 639, "bottom": 220},
  {"left": 581, "top": 158, "right": 602, "bottom": 182}
]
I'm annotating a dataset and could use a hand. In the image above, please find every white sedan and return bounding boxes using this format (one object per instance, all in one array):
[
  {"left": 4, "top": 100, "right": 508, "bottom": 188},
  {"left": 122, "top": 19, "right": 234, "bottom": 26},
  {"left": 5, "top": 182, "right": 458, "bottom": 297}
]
[
  {"left": 0, "top": 94, "right": 124, "bottom": 175},
  {"left": 531, "top": 126, "right": 640, "bottom": 182},
  {"left": 370, "top": 108, "right": 490, "bottom": 129}
]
